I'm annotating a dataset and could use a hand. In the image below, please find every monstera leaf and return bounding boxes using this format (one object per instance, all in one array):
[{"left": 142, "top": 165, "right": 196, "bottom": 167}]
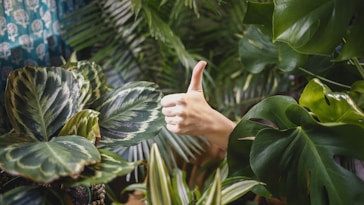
[
  {"left": 0, "top": 133, "right": 100, "bottom": 183},
  {"left": 4, "top": 66, "right": 84, "bottom": 141},
  {"left": 96, "top": 81, "right": 164, "bottom": 146},
  {"left": 299, "top": 78, "right": 364, "bottom": 128},
  {"left": 228, "top": 95, "right": 364, "bottom": 205},
  {"left": 273, "top": 0, "right": 364, "bottom": 59},
  {"left": 239, "top": 25, "right": 307, "bottom": 74}
]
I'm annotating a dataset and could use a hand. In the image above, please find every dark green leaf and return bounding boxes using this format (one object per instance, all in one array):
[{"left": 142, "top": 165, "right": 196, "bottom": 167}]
[
  {"left": 273, "top": 0, "right": 356, "bottom": 55},
  {"left": 4, "top": 66, "right": 82, "bottom": 141},
  {"left": 0, "top": 134, "right": 100, "bottom": 183},
  {"left": 97, "top": 81, "right": 164, "bottom": 146},
  {"left": 247, "top": 96, "right": 364, "bottom": 205}
]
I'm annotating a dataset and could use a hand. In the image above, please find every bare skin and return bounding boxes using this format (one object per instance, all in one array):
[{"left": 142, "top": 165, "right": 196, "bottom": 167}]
[{"left": 161, "top": 61, "right": 236, "bottom": 151}]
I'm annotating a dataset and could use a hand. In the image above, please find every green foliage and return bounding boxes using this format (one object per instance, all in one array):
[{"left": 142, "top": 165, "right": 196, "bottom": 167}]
[
  {"left": 0, "top": 61, "right": 163, "bottom": 203},
  {"left": 228, "top": 0, "right": 364, "bottom": 204},
  {"left": 135, "top": 143, "right": 263, "bottom": 205}
]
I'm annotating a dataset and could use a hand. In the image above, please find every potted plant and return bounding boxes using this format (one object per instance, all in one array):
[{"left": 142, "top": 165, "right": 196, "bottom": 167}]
[{"left": 0, "top": 60, "right": 164, "bottom": 204}]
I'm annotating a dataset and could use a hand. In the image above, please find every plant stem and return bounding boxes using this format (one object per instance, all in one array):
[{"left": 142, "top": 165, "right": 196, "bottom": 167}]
[
  {"left": 298, "top": 67, "right": 351, "bottom": 89},
  {"left": 351, "top": 57, "right": 364, "bottom": 79}
]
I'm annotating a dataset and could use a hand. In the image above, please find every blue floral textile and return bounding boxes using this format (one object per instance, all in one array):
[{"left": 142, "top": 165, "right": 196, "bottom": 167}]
[{"left": 0, "top": 0, "right": 84, "bottom": 131}]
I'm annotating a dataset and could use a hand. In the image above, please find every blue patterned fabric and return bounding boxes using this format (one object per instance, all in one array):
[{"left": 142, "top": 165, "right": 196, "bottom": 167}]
[{"left": 0, "top": 0, "right": 84, "bottom": 131}]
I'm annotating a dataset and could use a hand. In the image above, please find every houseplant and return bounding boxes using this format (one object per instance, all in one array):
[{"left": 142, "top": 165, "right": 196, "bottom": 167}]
[
  {"left": 227, "top": 0, "right": 364, "bottom": 205},
  {"left": 0, "top": 60, "right": 164, "bottom": 204}
]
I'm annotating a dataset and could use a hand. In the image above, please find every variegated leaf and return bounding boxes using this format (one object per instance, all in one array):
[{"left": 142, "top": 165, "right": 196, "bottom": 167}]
[
  {"left": 0, "top": 185, "right": 66, "bottom": 205},
  {"left": 4, "top": 66, "right": 82, "bottom": 141},
  {"left": 0, "top": 133, "right": 100, "bottom": 183},
  {"left": 64, "top": 61, "right": 109, "bottom": 106},
  {"left": 71, "top": 149, "right": 143, "bottom": 186},
  {"left": 96, "top": 81, "right": 164, "bottom": 146},
  {"left": 59, "top": 109, "right": 101, "bottom": 144},
  {"left": 147, "top": 143, "right": 173, "bottom": 205}
]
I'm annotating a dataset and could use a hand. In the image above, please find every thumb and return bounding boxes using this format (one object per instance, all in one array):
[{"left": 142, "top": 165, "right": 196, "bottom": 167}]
[{"left": 187, "top": 61, "right": 207, "bottom": 93}]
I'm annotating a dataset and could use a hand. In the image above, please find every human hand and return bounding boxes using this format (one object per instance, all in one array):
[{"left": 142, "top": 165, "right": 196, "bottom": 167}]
[
  {"left": 161, "top": 61, "right": 212, "bottom": 136},
  {"left": 161, "top": 61, "right": 236, "bottom": 150}
]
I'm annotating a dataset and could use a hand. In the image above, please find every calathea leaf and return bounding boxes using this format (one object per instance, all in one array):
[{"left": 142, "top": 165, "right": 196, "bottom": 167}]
[
  {"left": 4, "top": 66, "right": 82, "bottom": 141},
  {"left": 247, "top": 96, "right": 364, "bottom": 205},
  {"left": 70, "top": 149, "right": 142, "bottom": 186},
  {"left": 96, "top": 81, "right": 164, "bottom": 146},
  {"left": 0, "top": 185, "right": 68, "bottom": 205},
  {"left": 0, "top": 133, "right": 100, "bottom": 183},
  {"left": 59, "top": 109, "right": 101, "bottom": 144}
]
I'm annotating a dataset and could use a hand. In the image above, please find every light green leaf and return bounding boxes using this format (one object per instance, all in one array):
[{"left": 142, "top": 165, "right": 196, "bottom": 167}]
[
  {"left": 299, "top": 78, "right": 364, "bottom": 128},
  {"left": 197, "top": 168, "right": 221, "bottom": 205},
  {"left": 4, "top": 66, "right": 82, "bottom": 141},
  {"left": 221, "top": 177, "right": 264, "bottom": 204},
  {"left": 147, "top": 143, "right": 173, "bottom": 205},
  {"left": 59, "top": 109, "right": 101, "bottom": 144},
  {"left": 0, "top": 133, "right": 100, "bottom": 183}
]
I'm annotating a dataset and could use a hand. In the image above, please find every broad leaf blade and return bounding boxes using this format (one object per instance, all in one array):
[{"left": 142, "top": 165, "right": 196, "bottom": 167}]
[
  {"left": 97, "top": 81, "right": 164, "bottom": 146},
  {"left": 249, "top": 97, "right": 364, "bottom": 205},
  {"left": 273, "top": 0, "right": 356, "bottom": 55},
  {"left": 1, "top": 185, "right": 67, "bottom": 205},
  {"left": 4, "top": 66, "right": 81, "bottom": 141},
  {"left": 59, "top": 109, "right": 101, "bottom": 144},
  {"left": 71, "top": 149, "right": 142, "bottom": 186},
  {"left": 221, "top": 177, "right": 264, "bottom": 204},
  {"left": 0, "top": 134, "right": 100, "bottom": 183},
  {"left": 299, "top": 78, "right": 364, "bottom": 128}
]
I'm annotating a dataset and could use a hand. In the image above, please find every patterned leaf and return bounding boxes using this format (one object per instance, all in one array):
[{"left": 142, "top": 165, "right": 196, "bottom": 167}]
[
  {"left": 0, "top": 185, "right": 66, "bottom": 205},
  {"left": 0, "top": 133, "right": 100, "bottom": 183},
  {"left": 4, "top": 66, "right": 82, "bottom": 141},
  {"left": 96, "top": 81, "right": 164, "bottom": 146},
  {"left": 64, "top": 61, "right": 109, "bottom": 106},
  {"left": 71, "top": 149, "right": 142, "bottom": 186},
  {"left": 59, "top": 109, "right": 101, "bottom": 144}
]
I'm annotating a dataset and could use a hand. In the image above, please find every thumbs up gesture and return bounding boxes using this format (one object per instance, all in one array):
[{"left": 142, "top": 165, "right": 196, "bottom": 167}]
[{"left": 161, "top": 61, "right": 236, "bottom": 151}]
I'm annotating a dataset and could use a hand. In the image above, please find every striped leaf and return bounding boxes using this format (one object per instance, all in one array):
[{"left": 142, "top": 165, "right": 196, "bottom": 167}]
[
  {"left": 96, "top": 81, "right": 164, "bottom": 146},
  {"left": 147, "top": 143, "right": 173, "bottom": 205},
  {"left": 4, "top": 66, "right": 82, "bottom": 141},
  {"left": 59, "top": 109, "right": 101, "bottom": 144},
  {"left": 0, "top": 185, "right": 65, "bottom": 205},
  {"left": 0, "top": 133, "right": 101, "bottom": 183},
  {"left": 71, "top": 149, "right": 142, "bottom": 186},
  {"left": 63, "top": 60, "right": 109, "bottom": 106}
]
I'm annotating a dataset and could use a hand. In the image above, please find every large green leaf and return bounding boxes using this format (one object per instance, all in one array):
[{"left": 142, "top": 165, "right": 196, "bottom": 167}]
[
  {"left": 246, "top": 96, "right": 364, "bottom": 205},
  {"left": 239, "top": 25, "right": 307, "bottom": 74},
  {"left": 227, "top": 96, "right": 298, "bottom": 178},
  {"left": 0, "top": 133, "right": 100, "bottom": 183},
  {"left": 299, "top": 78, "right": 364, "bottom": 128},
  {"left": 70, "top": 149, "right": 142, "bottom": 186},
  {"left": 273, "top": 0, "right": 361, "bottom": 57},
  {"left": 96, "top": 81, "right": 164, "bottom": 146},
  {"left": 0, "top": 185, "right": 67, "bottom": 205},
  {"left": 4, "top": 66, "right": 82, "bottom": 141}
]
